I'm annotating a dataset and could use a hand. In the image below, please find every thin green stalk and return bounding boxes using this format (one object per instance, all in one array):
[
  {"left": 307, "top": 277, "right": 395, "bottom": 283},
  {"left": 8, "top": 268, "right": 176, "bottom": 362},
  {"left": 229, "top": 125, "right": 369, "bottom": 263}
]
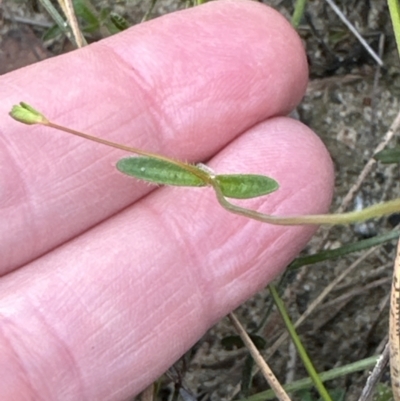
[
  {"left": 240, "top": 355, "right": 379, "bottom": 401},
  {"left": 291, "top": 0, "right": 308, "bottom": 28},
  {"left": 212, "top": 180, "right": 400, "bottom": 226},
  {"left": 141, "top": 0, "right": 158, "bottom": 22},
  {"left": 269, "top": 284, "right": 333, "bottom": 401},
  {"left": 45, "top": 121, "right": 212, "bottom": 184},
  {"left": 388, "top": 0, "right": 400, "bottom": 58},
  {"left": 289, "top": 230, "right": 400, "bottom": 269},
  {"left": 9, "top": 103, "right": 212, "bottom": 186},
  {"left": 39, "top": 0, "right": 77, "bottom": 46},
  {"left": 249, "top": 231, "right": 400, "bottom": 334}
]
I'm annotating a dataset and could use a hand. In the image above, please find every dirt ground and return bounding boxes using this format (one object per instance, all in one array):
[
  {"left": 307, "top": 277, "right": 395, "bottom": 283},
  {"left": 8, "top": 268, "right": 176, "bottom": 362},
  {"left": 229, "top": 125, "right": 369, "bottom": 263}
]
[{"left": 2, "top": 1, "right": 400, "bottom": 400}]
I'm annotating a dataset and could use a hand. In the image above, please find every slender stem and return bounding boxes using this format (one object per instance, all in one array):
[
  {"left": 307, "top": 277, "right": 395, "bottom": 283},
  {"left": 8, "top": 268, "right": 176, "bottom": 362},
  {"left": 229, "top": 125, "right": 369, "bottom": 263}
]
[
  {"left": 269, "top": 285, "right": 333, "bottom": 401},
  {"left": 211, "top": 179, "right": 400, "bottom": 226},
  {"left": 388, "top": 0, "right": 400, "bottom": 60},
  {"left": 39, "top": 0, "right": 75, "bottom": 44},
  {"left": 44, "top": 121, "right": 212, "bottom": 184},
  {"left": 141, "top": 0, "right": 158, "bottom": 22},
  {"left": 291, "top": 0, "right": 308, "bottom": 28},
  {"left": 244, "top": 356, "right": 379, "bottom": 401}
]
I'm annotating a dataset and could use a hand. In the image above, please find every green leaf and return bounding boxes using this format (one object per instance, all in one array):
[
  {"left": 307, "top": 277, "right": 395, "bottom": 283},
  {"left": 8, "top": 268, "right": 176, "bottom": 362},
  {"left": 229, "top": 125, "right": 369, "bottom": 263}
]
[
  {"left": 42, "top": 24, "right": 62, "bottom": 42},
  {"left": 109, "top": 13, "right": 130, "bottom": 32},
  {"left": 374, "top": 147, "right": 400, "bottom": 164},
  {"left": 73, "top": 0, "right": 100, "bottom": 33},
  {"left": 117, "top": 157, "right": 279, "bottom": 199},
  {"left": 289, "top": 229, "right": 400, "bottom": 270},
  {"left": 215, "top": 174, "right": 279, "bottom": 199},
  {"left": 116, "top": 156, "right": 206, "bottom": 187},
  {"left": 9, "top": 102, "right": 48, "bottom": 125}
]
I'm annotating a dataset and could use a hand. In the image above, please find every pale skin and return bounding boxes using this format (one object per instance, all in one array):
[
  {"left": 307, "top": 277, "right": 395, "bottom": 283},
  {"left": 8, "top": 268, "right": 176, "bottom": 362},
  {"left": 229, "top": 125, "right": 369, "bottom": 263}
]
[{"left": 0, "top": 1, "right": 334, "bottom": 399}]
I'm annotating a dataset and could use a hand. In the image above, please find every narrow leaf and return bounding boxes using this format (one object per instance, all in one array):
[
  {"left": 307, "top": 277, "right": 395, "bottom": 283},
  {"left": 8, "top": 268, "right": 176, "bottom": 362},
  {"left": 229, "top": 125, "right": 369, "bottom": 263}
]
[
  {"left": 42, "top": 24, "right": 62, "bottom": 42},
  {"left": 289, "top": 230, "right": 400, "bottom": 270},
  {"left": 116, "top": 156, "right": 206, "bottom": 187},
  {"left": 73, "top": 0, "right": 100, "bottom": 32},
  {"left": 109, "top": 13, "right": 130, "bottom": 32},
  {"left": 216, "top": 174, "right": 279, "bottom": 199},
  {"left": 375, "top": 147, "right": 400, "bottom": 164}
]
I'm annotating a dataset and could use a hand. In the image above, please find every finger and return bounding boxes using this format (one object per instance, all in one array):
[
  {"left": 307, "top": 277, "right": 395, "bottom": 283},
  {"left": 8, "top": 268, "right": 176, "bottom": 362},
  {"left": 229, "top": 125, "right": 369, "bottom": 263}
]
[
  {"left": 1, "top": 0, "right": 308, "bottom": 273},
  {"left": 0, "top": 117, "right": 334, "bottom": 400}
]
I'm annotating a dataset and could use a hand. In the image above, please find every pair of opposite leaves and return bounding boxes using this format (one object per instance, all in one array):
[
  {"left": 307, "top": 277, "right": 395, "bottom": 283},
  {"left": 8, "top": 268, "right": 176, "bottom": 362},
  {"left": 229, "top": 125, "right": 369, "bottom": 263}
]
[{"left": 117, "top": 156, "right": 279, "bottom": 200}]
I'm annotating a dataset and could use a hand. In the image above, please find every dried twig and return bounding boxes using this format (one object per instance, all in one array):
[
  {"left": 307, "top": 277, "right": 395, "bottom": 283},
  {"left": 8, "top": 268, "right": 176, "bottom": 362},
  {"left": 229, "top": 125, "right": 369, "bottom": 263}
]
[
  {"left": 324, "top": 0, "right": 383, "bottom": 66},
  {"left": 357, "top": 342, "right": 390, "bottom": 401},
  {"left": 57, "top": 0, "right": 87, "bottom": 47},
  {"left": 390, "top": 239, "right": 400, "bottom": 401},
  {"left": 228, "top": 312, "right": 291, "bottom": 401}
]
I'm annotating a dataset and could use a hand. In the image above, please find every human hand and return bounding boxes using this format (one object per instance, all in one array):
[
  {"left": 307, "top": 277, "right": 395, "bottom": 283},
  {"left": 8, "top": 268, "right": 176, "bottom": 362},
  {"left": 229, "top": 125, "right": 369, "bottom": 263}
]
[{"left": 0, "top": 1, "right": 334, "bottom": 399}]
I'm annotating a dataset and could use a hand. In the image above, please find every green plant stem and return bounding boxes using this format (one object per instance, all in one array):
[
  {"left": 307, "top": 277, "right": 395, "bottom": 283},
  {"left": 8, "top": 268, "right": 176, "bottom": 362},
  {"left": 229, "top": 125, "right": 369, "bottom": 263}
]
[
  {"left": 44, "top": 121, "right": 212, "bottom": 185},
  {"left": 39, "top": 0, "right": 76, "bottom": 45},
  {"left": 211, "top": 180, "right": 400, "bottom": 226},
  {"left": 291, "top": 0, "right": 308, "bottom": 28},
  {"left": 289, "top": 230, "right": 400, "bottom": 269},
  {"left": 269, "top": 284, "right": 333, "bottom": 401},
  {"left": 388, "top": 0, "right": 400, "bottom": 58},
  {"left": 141, "top": 0, "right": 158, "bottom": 22},
  {"left": 240, "top": 355, "right": 379, "bottom": 401}
]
